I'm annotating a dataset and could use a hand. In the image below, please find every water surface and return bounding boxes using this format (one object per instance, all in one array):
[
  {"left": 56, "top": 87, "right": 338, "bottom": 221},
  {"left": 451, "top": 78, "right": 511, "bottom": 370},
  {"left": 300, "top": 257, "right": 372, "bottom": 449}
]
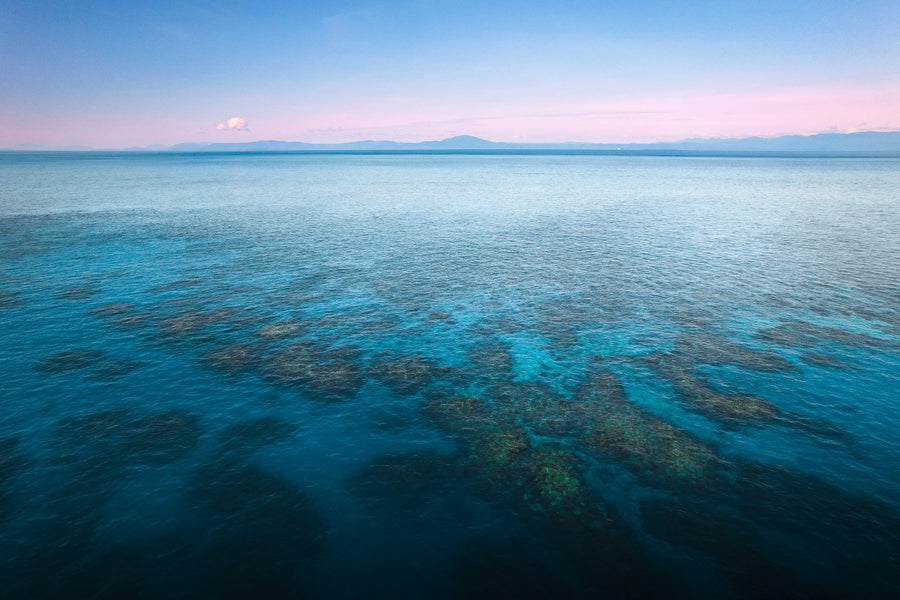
[{"left": 1, "top": 153, "right": 899, "bottom": 598}]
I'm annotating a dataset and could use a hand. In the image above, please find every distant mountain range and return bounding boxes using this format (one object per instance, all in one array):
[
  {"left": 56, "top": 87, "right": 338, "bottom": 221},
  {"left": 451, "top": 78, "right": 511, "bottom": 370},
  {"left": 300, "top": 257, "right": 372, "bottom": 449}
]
[{"left": 6, "top": 131, "right": 900, "bottom": 154}]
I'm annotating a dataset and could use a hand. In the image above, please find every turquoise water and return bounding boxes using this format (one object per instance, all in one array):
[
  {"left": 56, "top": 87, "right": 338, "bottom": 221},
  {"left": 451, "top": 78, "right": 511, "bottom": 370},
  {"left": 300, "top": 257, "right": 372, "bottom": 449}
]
[{"left": 1, "top": 152, "right": 898, "bottom": 598}]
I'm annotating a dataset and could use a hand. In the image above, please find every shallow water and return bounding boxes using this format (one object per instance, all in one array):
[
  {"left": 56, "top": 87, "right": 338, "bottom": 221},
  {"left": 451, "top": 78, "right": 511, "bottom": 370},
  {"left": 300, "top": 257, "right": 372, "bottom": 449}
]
[{"left": 1, "top": 152, "right": 899, "bottom": 598}]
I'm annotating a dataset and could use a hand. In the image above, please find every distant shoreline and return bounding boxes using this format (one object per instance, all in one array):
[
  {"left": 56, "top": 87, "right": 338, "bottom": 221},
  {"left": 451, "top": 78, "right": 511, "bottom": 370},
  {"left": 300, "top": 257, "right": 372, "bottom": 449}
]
[{"left": 2, "top": 149, "right": 899, "bottom": 159}]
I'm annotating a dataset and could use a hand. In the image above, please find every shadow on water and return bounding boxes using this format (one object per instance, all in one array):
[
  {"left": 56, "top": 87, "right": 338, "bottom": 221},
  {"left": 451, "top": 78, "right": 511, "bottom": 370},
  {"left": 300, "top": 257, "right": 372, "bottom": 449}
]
[
  {"left": 0, "top": 437, "right": 31, "bottom": 525},
  {"left": 187, "top": 459, "right": 324, "bottom": 599},
  {"left": 5, "top": 408, "right": 324, "bottom": 599}
]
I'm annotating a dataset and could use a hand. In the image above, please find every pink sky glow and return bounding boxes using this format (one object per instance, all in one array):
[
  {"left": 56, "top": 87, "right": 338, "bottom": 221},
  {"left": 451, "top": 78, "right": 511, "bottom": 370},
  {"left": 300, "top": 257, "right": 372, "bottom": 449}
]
[{"left": 2, "top": 84, "right": 898, "bottom": 148}]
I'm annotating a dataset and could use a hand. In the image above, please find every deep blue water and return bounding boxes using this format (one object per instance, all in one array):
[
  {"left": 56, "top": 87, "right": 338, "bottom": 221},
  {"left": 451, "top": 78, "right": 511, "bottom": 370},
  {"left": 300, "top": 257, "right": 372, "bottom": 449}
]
[{"left": 1, "top": 152, "right": 899, "bottom": 598}]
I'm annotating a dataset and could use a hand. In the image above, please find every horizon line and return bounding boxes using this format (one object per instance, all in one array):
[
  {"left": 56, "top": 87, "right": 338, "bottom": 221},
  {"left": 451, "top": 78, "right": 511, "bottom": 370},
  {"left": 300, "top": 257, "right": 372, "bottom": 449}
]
[{"left": 5, "top": 130, "right": 900, "bottom": 153}]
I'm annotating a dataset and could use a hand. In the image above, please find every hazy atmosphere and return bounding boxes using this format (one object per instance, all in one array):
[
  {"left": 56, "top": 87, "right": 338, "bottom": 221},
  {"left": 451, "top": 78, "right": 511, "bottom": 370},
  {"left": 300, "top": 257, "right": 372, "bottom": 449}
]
[{"left": 2, "top": 0, "right": 899, "bottom": 147}]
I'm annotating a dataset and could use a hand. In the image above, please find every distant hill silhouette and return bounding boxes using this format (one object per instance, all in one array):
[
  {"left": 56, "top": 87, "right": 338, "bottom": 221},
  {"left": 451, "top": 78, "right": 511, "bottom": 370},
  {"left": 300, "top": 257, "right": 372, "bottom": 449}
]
[{"left": 5, "top": 132, "right": 900, "bottom": 154}]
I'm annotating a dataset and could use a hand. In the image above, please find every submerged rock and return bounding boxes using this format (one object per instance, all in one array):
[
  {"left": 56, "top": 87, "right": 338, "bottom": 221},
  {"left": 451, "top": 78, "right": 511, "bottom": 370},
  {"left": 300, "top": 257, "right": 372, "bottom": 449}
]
[{"left": 469, "top": 426, "right": 530, "bottom": 473}]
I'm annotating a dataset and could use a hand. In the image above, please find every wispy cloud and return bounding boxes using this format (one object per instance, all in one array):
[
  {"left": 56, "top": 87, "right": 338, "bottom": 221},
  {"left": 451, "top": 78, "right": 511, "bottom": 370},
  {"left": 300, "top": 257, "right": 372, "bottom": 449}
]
[{"left": 215, "top": 117, "right": 249, "bottom": 131}]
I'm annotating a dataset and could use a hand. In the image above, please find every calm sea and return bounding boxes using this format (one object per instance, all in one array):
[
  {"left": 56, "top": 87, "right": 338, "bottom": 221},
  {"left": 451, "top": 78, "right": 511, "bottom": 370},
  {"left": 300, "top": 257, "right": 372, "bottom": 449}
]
[{"left": 1, "top": 152, "right": 898, "bottom": 598}]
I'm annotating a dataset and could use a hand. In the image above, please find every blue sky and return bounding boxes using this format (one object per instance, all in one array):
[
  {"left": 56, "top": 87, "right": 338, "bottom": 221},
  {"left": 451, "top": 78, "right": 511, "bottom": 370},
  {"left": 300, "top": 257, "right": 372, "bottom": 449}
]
[{"left": 1, "top": 0, "right": 898, "bottom": 146}]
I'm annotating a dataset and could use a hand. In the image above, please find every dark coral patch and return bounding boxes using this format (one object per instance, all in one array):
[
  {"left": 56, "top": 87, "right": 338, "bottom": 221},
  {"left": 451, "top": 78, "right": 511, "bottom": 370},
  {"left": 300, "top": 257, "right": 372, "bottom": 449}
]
[
  {"left": 677, "top": 331, "right": 794, "bottom": 372},
  {"left": 267, "top": 342, "right": 362, "bottom": 399},
  {"left": 201, "top": 343, "right": 259, "bottom": 373},
  {"left": 643, "top": 353, "right": 778, "bottom": 423},
  {"left": 190, "top": 460, "right": 324, "bottom": 598},
  {"left": 51, "top": 408, "right": 200, "bottom": 474},
  {"left": 799, "top": 351, "right": 853, "bottom": 369},
  {"left": 0, "top": 437, "right": 31, "bottom": 522},
  {"left": 424, "top": 391, "right": 611, "bottom": 528},
  {"left": 468, "top": 340, "right": 514, "bottom": 375},
  {"left": 36, "top": 348, "right": 105, "bottom": 373},
  {"left": 57, "top": 283, "right": 101, "bottom": 300},
  {"left": 90, "top": 302, "right": 137, "bottom": 318},
  {"left": 574, "top": 368, "right": 719, "bottom": 485},
  {"left": 254, "top": 320, "right": 302, "bottom": 340},
  {"left": 114, "top": 313, "right": 152, "bottom": 328},
  {"left": 518, "top": 450, "right": 585, "bottom": 513},
  {"left": 756, "top": 320, "right": 887, "bottom": 350},
  {"left": 368, "top": 354, "right": 439, "bottom": 394},
  {"left": 0, "top": 289, "right": 24, "bottom": 309},
  {"left": 218, "top": 416, "right": 299, "bottom": 454},
  {"left": 145, "top": 277, "right": 204, "bottom": 294},
  {"left": 124, "top": 411, "right": 200, "bottom": 466},
  {"left": 349, "top": 451, "right": 469, "bottom": 513},
  {"left": 85, "top": 358, "right": 142, "bottom": 381}
]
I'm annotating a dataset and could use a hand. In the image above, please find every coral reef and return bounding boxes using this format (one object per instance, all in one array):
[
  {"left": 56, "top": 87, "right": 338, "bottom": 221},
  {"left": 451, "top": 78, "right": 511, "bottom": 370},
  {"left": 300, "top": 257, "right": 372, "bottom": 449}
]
[
  {"left": 575, "top": 368, "right": 718, "bottom": 484},
  {"left": 425, "top": 392, "right": 609, "bottom": 525},
  {"left": 267, "top": 342, "right": 362, "bottom": 399},
  {"left": 520, "top": 449, "right": 593, "bottom": 516},
  {"left": 0, "top": 289, "right": 24, "bottom": 309},
  {"left": 36, "top": 349, "right": 105, "bottom": 373},
  {"left": 89, "top": 302, "right": 136, "bottom": 318},
  {"left": 125, "top": 411, "right": 200, "bottom": 466},
  {"left": 677, "top": 331, "right": 795, "bottom": 372},
  {"left": 114, "top": 313, "right": 152, "bottom": 328},
  {"left": 254, "top": 320, "right": 301, "bottom": 340},
  {"left": 57, "top": 283, "right": 100, "bottom": 300},
  {"left": 145, "top": 277, "right": 203, "bottom": 294},
  {"left": 799, "top": 351, "right": 853, "bottom": 369},
  {"left": 52, "top": 408, "right": 200, "bottom": 474},
  {"left": 201, "top": 343, "right": 258, "bottom": 372},
  {"left": 85, "top": 358, "right": 142, "bottom": 381},
  {"left": 467, "top": 340, "right": 514, "bottom": 375},
  {"left": 218, "top": 416, "right": 299, "bottom": 453},
  {"left": 643, "top": 353, "right": 778, "bottom": 423},
  {"left": 349, "top": 451, "right": 469, "bottom": 513},
  {"left": 368, "top": 354, "right": 438, "bottom": 394},
  {"left": 756, "top": 319, "right": 887, "bottom": 350}
]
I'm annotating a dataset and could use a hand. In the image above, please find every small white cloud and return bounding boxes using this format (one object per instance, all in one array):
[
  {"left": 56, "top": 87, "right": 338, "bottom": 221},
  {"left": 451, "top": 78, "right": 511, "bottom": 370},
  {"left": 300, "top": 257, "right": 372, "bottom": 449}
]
[{"left": 216, "top": 117, "right": 249, "bottom": 131}]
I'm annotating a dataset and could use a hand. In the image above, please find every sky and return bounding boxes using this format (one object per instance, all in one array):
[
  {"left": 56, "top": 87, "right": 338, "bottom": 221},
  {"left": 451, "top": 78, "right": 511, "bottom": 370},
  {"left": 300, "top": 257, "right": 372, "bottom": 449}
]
[{"left": 1, "top": 0, "right": 899, "bottom": 147}]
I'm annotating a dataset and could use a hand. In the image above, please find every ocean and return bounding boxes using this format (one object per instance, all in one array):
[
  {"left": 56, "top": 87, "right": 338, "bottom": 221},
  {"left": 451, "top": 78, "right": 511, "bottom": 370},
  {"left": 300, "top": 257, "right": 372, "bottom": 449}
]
[{"left": 0, "top": 151, "right": 898, "bottom": 598}]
